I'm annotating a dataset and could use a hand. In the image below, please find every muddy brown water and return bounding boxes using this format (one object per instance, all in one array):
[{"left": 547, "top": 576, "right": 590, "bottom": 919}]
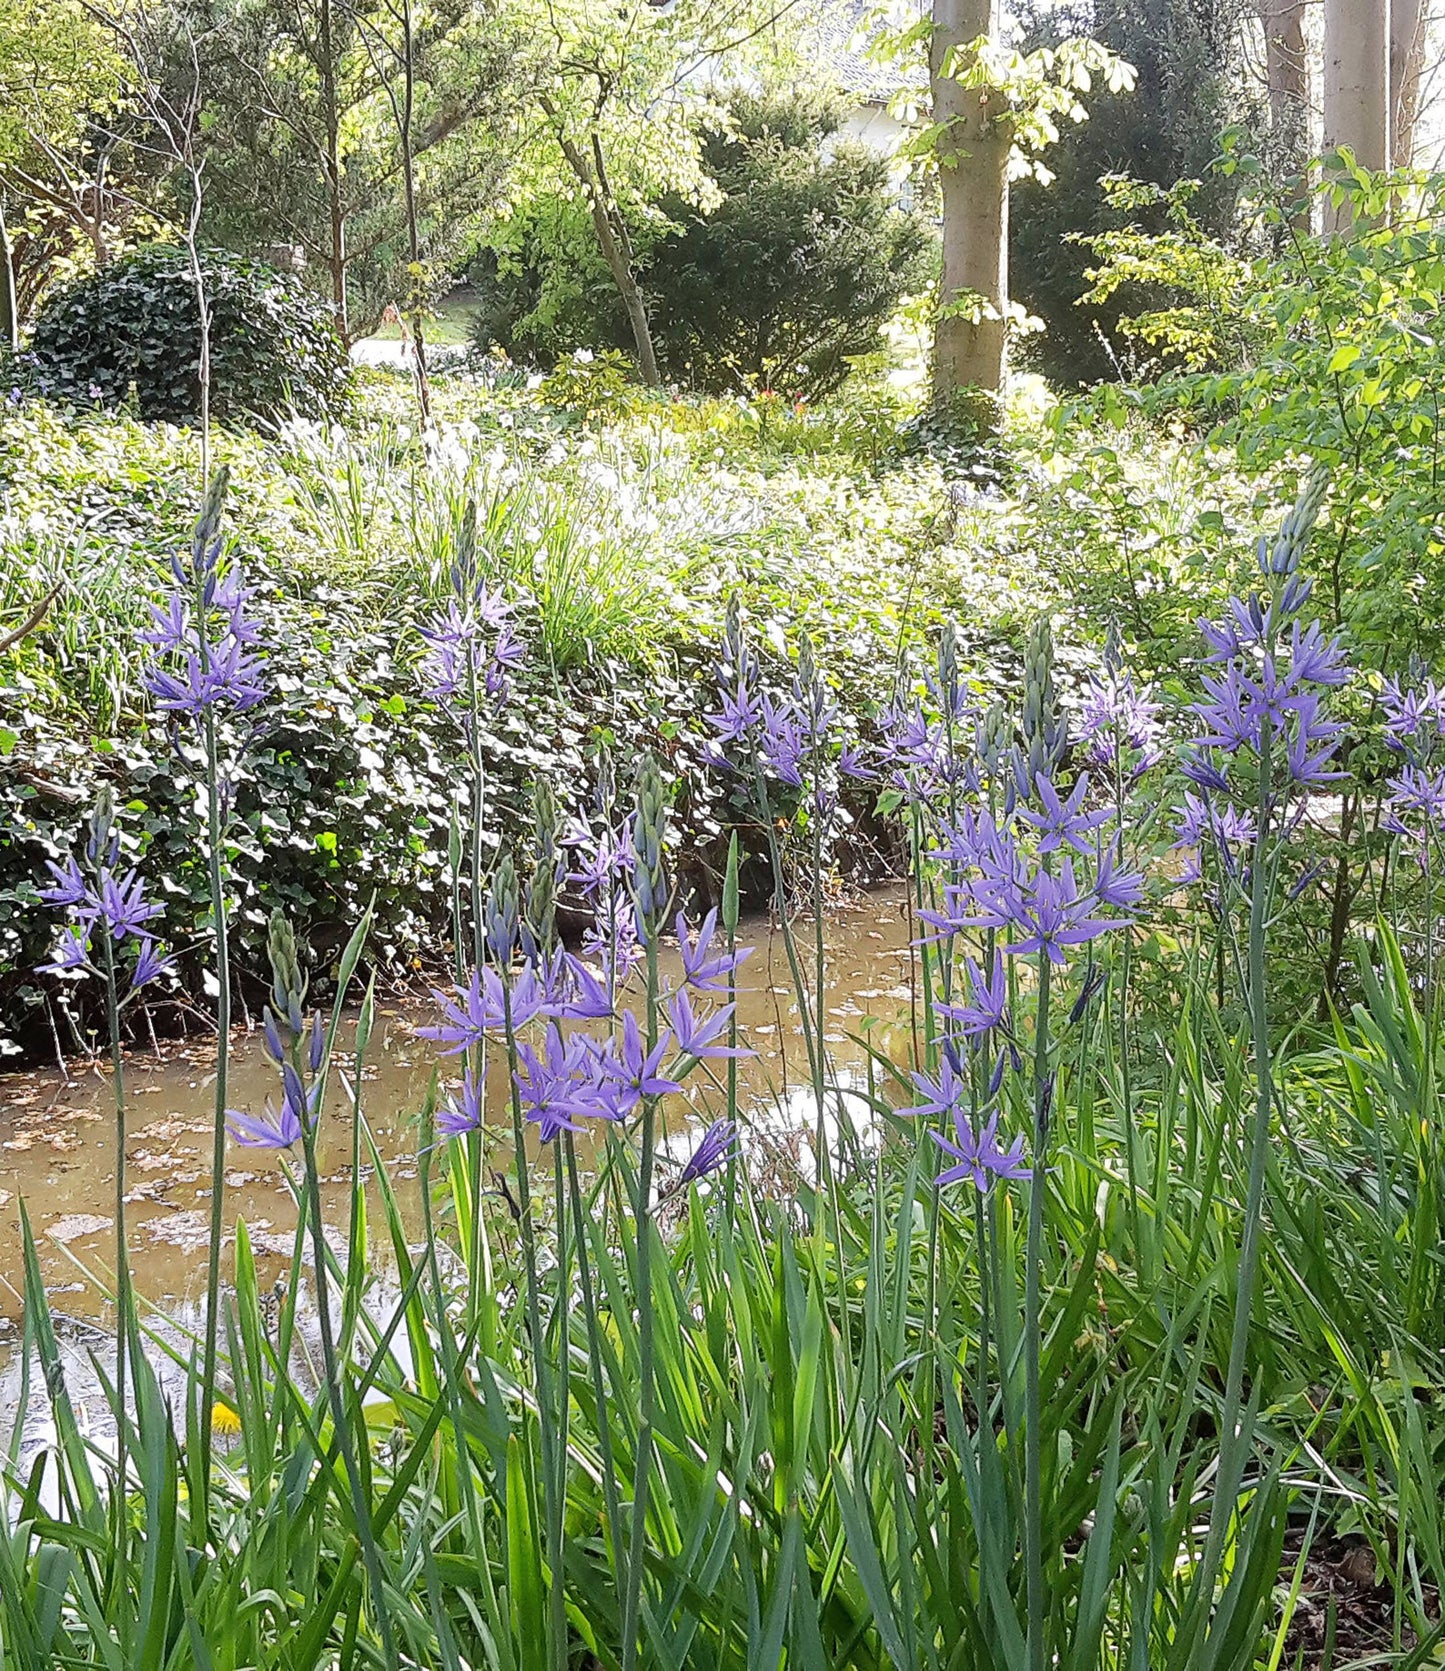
[{"left": 0, "top": 890, "right": 919, "bottom": 1351}]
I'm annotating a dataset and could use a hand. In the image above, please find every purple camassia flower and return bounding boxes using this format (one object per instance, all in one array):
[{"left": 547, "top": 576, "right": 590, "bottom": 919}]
[
  {"left": 759, "top": 696, "right": 807, "bottom": 786},
  {"left": 584, "top": 903, "right": 645, "bottom": 984},
  {"left": 1285, "top": 696, "right": 1347, "bottom": 785},
  {"left": 1180, "top": 747, "right": 1232, "bottom": 795},
  {"left": 142, "top": 569, "right": 266, "bottom": 717},
  {"left": 1018, "top": 774, "right": 1112, "bottom": 857},
  {"left": 1078, "top": 671, "right": 1163, "bottom": 781},
  {"left": 417, "top": 592, "right": 522, "bottom": 708},
  {"left": 1093, "top": 847, "right": 1148, "bottom": 911},
  {"left": 38, "top": 851, "right": 173, "bottom": 987},
  {"left": 98, "top": 869, "right": 162, "bottom": 940},
  {"left": 41, "top": 856, "right": 100, "bottom": 921},
  {"left": 1383, "top": 763, "right": 1445, "bottom": 836},
  {"left": 131, "top": 938, "right": 177, "bottom": 989},
  {"left": 567, "top": 827, "right": 634, "bottom": 897},
  {"left": 709, "top": 618, "right": 763, "bottom": 744},
  {"left": 597, "top": 1011, "right": 683, "bottom": 1118},
  {"left": 792, "top": 666, "right": 838, "bottom": 739},
  {"left": 227, "top": 1062, "right": 318, "bottom": 1150},
  {"left": 667, "top": 988, "right": 754, "bottom": 1060},
  {"left": 515, "top": 1024, "right": 614, "bottom": 1142},
  {"left": 416, "top": 965, "right": 547, "bottom": 1054},
  {"left": 1192, "top": 617, "right": 1349, "bottom": 758},
  {"left": 924, "top": 808, "right": 1022, "bottom": 912},
  {"left": 1198, "top": 594, "right": 1278, "bottom": 662},
  {"left": 539, "top": 950, "right": 613, "bottom": 1020},
  {"left": 838, "top": 742, "right": 875, "bottom": 780},
  {"left": 675, "top": 908, "right": 753, "bottom": 992},
  {"left": 675, "top": 1118, "right": 739, "bottom": 1186},
  {"left": 999, "top": 861, "right": 1131, "bottom": 965},
  {"left": 437, "top": 1068, "right": 486, "bottom": 1137},
  {"left": 38, "top": 926, "right": 90, "bottom": 975},
  {"left": 1171, "top": 791, "right": 1257, "bottom": 884},
  {"left": 878, "top": 699, "right": 978, "bottom": 799},
  {"left": 1381, "top": 678, "right": 1445, "bottom": 751},
  {"left": 908, "top": 1052, "right": 970, "bottom": 1119},
  {"left": 708, "top": 684, "right": 763, "bottom": 744},
  {"left": 931, "top": 1106, "right": 1033, "bottom": 1191},
  {"left": 935, "top": 951, "right": 1009, "bottom": 1040}
]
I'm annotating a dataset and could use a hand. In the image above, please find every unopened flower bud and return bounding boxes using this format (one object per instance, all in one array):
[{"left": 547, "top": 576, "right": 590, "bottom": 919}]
[{"left": 485, "top": 856, "right": 520, "bottom": 962}]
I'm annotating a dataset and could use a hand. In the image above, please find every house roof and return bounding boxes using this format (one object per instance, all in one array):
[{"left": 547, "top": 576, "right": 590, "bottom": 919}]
[{"left": 808, "top": 1, "right": 916, "bottom": 106}]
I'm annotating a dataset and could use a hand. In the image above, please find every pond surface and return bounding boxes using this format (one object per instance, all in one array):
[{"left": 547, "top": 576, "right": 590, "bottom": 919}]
[{"left": 0, "top": 888, "right": 919, "bottom": 1346}]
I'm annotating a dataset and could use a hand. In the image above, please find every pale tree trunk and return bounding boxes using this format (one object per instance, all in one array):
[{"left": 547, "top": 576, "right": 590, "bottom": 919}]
[
  {"left": 319, "top": 0, "right": 350, "bottom": 341},
  {"left": 1324, "top": 0, "right": 1388, "bottom": 225},
  {"left": 931, "top": 0, "right": 1009, "bottom": 412},
  {"left": 1389, "top": 0, "right": 1425, "bottom": 167},
  {"left": 541, "top": 96, "right": 662, "bottom": 387},
  {"left": 1257, "top": 0, "right": 1308, "bottom": 154},
  {"left": 0, "top": 199, "right": 17, "bottom": 350}
]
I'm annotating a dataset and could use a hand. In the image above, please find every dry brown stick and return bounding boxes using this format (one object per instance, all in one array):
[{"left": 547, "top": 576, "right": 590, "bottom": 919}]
[{"left": 0, "top": 582, "right": 61, "bottom": 654}]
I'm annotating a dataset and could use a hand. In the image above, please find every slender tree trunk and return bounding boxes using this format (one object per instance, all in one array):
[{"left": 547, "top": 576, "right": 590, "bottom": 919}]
[
  {"left": 1389, "top": 0, "right": 1425, "bottom": 167},
  {"left": 1324, "top": 0, "right": 1388, "bottom": 226},
  {"left": 541, "top": 98, "right": 661, "bottom": 387},
  {"left": 398, "top": 0, "right": 430, "bottom": 424},
  {"left": 319, "top": 0, "right": 349, "bottom": 340},
  {"left": 0, "top": 198, "right": 17, "bottom": 350},
  {"left": 90, "top": 150, "right": 109, "bottom": 268},
  {"left": 930, "top": 0, "right": 1009, "bottom": 413},
  {"left": 1257, "top": 0, "right": 1308, "bottom": 157}
]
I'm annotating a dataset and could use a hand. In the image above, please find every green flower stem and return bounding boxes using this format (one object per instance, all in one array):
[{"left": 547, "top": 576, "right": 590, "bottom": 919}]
[
  {"left": 99, "top": 931, "right": 131, "bottom": 1494},
  {"left": 1024, "top": 951, "right": 1052, "bottom": 1671},
  {"left": 199, "top": 705, "right": 232, "bottom": 1525},
  {"left": 501, "top": 983, "right": 564, "bottom": 1671},
  {"left": 565, "top": 1132, "right": 626, "bottom": 1587},
  {"left": 549, "top": 1138, "right": 571, "bottom": 1662},
  {"left": 621, "top": 935, "right": 662, "bottom": 1671},
  {"left": 1194, "top": 714, "right": 1276, "bottom": 1641},
  {"left": 299, "top": 1101, "right": 398, "bottom": 1671}
]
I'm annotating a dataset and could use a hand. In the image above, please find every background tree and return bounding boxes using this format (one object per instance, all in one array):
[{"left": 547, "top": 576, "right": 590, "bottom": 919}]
[
  {"left": 0, "top": 0, "right": 145, "bottom": 335},
  {"left": 930, "top": 0, "right": 1009, "bottom": 407},
  {"left": 914, "top": 6, "right": 1134, "bottom": 409},
  {"left": 471, "top": 88, "right": 933, "bottom": 398},
  {"left": 1389, "top": 0, "right": 1425, "bottom": 166},
  {"left": 1009, "top": 0, "right": 1257, "bottom": 387},
  {"left": 1256, "top": 0, "right": 1308, "bottom": 179},
  {"left": 1323, "top": 0, "right": 1388, "bottom": 187},
  {"left": 185, "top": 0, "right": 521, "bottom": 341},
  {"left": 509, "top": 0, "right": 813, "bottom": 387},
  {"left": 646, "top": 91, "right": 934, "bottom": 397}
]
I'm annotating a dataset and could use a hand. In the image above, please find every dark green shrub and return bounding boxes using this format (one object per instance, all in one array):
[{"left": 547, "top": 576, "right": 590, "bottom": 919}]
[
  {"left": 24, "top": 245, "right": 350, "bottom": 424},
  {"left": 1008, "top": 0, "right": 1258, "bottom": 387},
  {"left": 647, "top": 91, "right": 934, "bottom": 398},
  {"left": 469, "top": 89, "right": 935, "bottom": 398}
]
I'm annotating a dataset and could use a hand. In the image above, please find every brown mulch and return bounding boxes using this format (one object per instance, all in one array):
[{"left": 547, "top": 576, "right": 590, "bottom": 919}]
[{"left": 1281, "top": 1533, "right": 1440, "bottom": 1668}]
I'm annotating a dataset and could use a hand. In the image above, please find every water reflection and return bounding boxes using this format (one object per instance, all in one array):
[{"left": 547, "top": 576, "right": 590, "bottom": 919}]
[{"left": 0, "top": 888, "right": 917, "bottom": 1409}]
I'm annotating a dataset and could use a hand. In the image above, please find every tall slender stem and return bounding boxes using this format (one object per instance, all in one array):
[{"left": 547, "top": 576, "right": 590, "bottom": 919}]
[
  {"left": 1024, "top": 953, "right": 1052, "bottom": 1671},
  {"left": 199, "top": 708, "right": 231, "bottom": 1517},
  {"left": 1194, "top": 718, "right": 1276, "bottom": 1641},
  {"left": 549, "top": 1141, "right": 570, "bottom": 1663},
  {"left": 100, "top": 934, "right": 130, "bottom": 1491},
  {"left": 301, "top": 1117, "right": 398, "bottom": 1670},
  {"left": 502, "top": 987, "right": 562, "bottom": 1669},
  {"left": 621, "top": 937, "right": 661, "bottom": 1671},
  {"left": 566, "top": 1134, "right": 626, "bottom": 1585}
]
